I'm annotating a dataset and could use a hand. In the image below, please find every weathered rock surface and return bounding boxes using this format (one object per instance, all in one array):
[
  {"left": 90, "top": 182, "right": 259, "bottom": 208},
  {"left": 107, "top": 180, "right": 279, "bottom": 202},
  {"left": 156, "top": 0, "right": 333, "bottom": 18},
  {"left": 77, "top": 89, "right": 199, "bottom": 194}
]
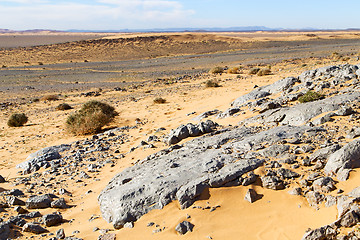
[
  {"left": 26, "top": 194, "right": 52, "bottom": 209},
  {"left": 301, "top": 225, "right": 336, "bottom": 240},
  {"left": 324, "top": 138, "right": 360, "bottom": 181},
  {"left": 99, "top": 125, "right": 315, "bottom": 228},
  {"left": 16, "top": 144, "right": 70, "bottom": 173},
  {"left": 43, "top": 213, "right": 63, "bottom": 227},
  {"left": 22, "top": 223, "right": 47, "bottom": 234}
]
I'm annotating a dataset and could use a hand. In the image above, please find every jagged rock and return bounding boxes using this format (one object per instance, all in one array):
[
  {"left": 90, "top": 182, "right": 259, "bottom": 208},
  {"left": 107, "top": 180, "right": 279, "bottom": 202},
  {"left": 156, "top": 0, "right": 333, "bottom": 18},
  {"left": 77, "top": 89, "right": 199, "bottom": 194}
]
[
  {"left": 217, "top": 107, "right": 241, "bottom": 118},
  {"left": 309, "top": 145, "right": 341, "bottom": 162},
  {"left": 312, "top": 177, "right": 336, "bottom": 193},
  {"left": 277, "top": 168, "right": 300, "bottom": 179},
  {"left": 259, "top": 145, "right": 290, "bottom": 158},
  {"left": 43, "top": 213, "right": 63, "bottom": 227},
  {"left": 26, "top": 194, "right": 52, "bottom": 209},
  {"left": 306, "top": 191, "right": 324, "bottom": 208},
  {"left": 301, "top": 225, "right": 336, "bottom": 240},
  {"left": 51, "top": 198, "right": 67, "bottom": 209},
  {"left": 6, "top": 196, "right": 25, "bottom": 206},
  {"left": 8, "top": 216, "right": 26, "bottom": 227},
  {"left": 288, "top": 187, "right": 302, "bottom": 196},
  {"left": 193, "top": 110, "right": 220, "bottom": 121},
  {"left": 0, "top": 175, "right": 5, "bottom": 183},
  {"left": 231, "top": 77, "right": 299, "bottom": 107},
  {"left": 259, "top": 101, "right": 282, "bottom": 113},
  {"left": 56, "top": 228, "right": 65, "bottom": 239},
  {"left": 175, "top": 221, "right": 194, "bottom": 235},
  {"left": 346, "top": 127, "right": 360, "bottom": 139},
  {"left": 0, "top": 222, "right": 10, "bottom": 240},
  {"left": 22, "top": 223, "right": 47, "bottom": 234},
  {"left": 324, "top": 138, "right": 360, "bottom": 181},
  {"left": 261, "top": 176, "right": 285, "bottom": 190},
  {"left": 339, "top": 209, "right": 360, "bottom": 227},
  {"left": 164, "top": 120, "right": 218, "bottom": 145},
  {"left": 325, "top": 195, "right": 337, "bottom": 208},
  {"left": 99, "top": 233, "right": 116, "bottom": 240},
  {"left": 240, "top": 171, "right": 257, "bottom": 186},
  {"left": 244, "top": 189, "right": 259, "bottom": 203},
  {"left": 245, "top": 92, "right": 360, "bottom": 126},
  {"left": 17, "top": 144, "right": 70, "bottom": 173}
]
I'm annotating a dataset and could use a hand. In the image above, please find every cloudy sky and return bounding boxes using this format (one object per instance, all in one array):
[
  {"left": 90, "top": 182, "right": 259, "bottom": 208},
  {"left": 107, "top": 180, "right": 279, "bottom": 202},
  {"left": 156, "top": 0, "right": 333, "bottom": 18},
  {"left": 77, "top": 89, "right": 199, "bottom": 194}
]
[{"left": 0, "top": 0, "right": 359, "bottom": 30}]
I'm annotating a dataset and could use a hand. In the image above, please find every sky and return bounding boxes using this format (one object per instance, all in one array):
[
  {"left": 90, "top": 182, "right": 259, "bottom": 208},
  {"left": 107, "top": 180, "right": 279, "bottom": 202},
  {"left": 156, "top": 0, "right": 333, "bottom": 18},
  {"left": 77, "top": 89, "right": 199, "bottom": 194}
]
[{"left": 0, "top": 0, "right": 359, "bottom": 31}]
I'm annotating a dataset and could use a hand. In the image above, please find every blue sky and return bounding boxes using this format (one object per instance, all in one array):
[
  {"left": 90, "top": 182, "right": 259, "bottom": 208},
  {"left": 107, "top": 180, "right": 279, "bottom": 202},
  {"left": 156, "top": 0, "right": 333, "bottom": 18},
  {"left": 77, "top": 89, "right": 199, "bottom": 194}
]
[{"left": 0, "top": 0, "right": 359, "bottom": 30}]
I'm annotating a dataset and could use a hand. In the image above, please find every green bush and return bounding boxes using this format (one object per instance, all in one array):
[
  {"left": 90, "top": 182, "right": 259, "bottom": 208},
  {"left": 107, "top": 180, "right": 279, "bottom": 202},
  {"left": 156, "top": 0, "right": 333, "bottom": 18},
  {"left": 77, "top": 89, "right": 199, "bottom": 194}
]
[
  {"left": 56, "top": 103, "right": 73, "bottom": 111},
  {"left": 205, "top": 80, "right": 220, "bottom": 88},
  {"left": 298, "top": 91, "right": 324, "bottom": 103},
  {"left": 209, "top": 67, "right": 224, "bottom": 74},
  {"left": 8, "top": 113, "right": 28, "bottom": 127},
  {"left": 66, "top": 100, "right": 117, "bottom": 135}
]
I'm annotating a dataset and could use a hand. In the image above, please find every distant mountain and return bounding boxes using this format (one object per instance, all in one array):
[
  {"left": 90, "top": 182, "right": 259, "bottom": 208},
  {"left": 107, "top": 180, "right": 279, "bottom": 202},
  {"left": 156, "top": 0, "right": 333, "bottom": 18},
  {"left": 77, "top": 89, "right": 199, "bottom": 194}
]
[
  {"left": 68, "top": 26, "right": 278, "bottom": 33},
  {"left": 0, "top": 28, "right": 15, "bottom": 33}
]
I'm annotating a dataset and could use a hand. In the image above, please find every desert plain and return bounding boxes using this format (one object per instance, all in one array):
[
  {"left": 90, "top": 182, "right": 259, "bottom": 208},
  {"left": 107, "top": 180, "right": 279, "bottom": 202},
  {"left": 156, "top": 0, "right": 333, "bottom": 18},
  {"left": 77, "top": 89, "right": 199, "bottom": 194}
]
[{"left": 1, "top": 31, "right": 360, "bottom": 239}]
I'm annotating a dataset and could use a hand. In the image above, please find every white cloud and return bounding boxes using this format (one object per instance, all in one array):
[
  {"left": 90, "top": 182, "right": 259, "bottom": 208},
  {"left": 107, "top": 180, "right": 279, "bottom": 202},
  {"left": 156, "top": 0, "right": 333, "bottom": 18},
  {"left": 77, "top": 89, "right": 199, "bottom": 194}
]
[{"left": 0, "top": 0, "right": 195, "bottom": 30}]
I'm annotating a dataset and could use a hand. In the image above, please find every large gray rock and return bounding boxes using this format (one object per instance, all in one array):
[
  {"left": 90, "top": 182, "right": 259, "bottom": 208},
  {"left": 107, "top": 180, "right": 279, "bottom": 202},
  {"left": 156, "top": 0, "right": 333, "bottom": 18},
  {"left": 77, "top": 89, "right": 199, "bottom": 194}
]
[
  {"left": 99, "top": 125, "right": 315, "bottom": 229},
  {"left": 26, "top": 194, "right": 52, "bottom": 209},
  {"left": 301, "top": 225, "right": 336, "bottom": 240},
  {"left": 231, "top": 77, "right": 299, "bottom": 107},
  {"left": 16, "top": 144, "right": 70, "bottom": 173},
  {"left": 22, "top": 223, "right": 47, "bottom": 234},
  {"left": 175, "top": 221, "right": 194, "bottom": 235},
  {"left": 324, "top": 138, "right": 360, "bottom": 181},
  {"left": 245, "top": 92, "right": 360, "bottom": 126},
  {"left": 0, "top": 222, "right": 10, "bottom": 240}
]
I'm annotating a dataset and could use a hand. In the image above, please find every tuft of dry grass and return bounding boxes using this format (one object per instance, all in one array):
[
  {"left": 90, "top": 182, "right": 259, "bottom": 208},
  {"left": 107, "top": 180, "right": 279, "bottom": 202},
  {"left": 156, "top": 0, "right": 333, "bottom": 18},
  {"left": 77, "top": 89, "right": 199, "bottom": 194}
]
[
  {"left": 209, "top": 66, "right": 224, "bottom": 74},
  {"left": 66, "top": 100, "right": 117, "bottom": 135},
  {"left": 227, "top": 67, "right": 241, "bottom": 74},
  {"left": 41, "top": 94, "right": 59, "bottom": 102},
  {"left": 298, "top": 91, "right": 324, "bottom": 103},
  {"left": 153, "top": 97, "right": 167, "bottom": 104},
  {"left": 8, "top": 113, "right": 28, "bottom": 127},
  {"left": 205, "top": 79, "right": 220, "bottom": 88},
  {"left": 249, "top": 68, "right": 260, "bottom": 75},
  {"left": 56, "top": 103, "right": 73, "bottom": 111},
  {"left": 257, "top": 68, "right": 272, "bottom": 76}
]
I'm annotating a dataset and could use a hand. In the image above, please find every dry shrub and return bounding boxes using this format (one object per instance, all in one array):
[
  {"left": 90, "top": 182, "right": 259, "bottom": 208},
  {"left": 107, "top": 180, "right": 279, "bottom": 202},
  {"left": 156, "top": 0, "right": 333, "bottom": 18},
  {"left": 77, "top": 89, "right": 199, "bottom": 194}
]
[
  {"left": 8, "top": 113, "right": 28, "bottom": 127},
  {"left": 209, "top": 67, "right": 224, "bottom": 74},
  {"left": 205, "top": 79, "right": 220, "bottom": 88},
  {"left": 249, "top": 68, "right": 260, "bottom": 75},
  {"left": 153, "top": 97, "right": 166, "bottom": 104},
  {"left": 56, "top": 103, "right": 73, "bottom": 111},
  {"left": 66, "top": 100, "right": 117, "bottom": 135},
  {"left": 331, "top": 52, "right": 342, "bottom": 61},
  {"left": 228, "top": 67, "right": 241, "bottom": 74},
  {"left": 257, "top": 68, "right": 272, "bottom": 76},
  {"left": 41, "top": 94, "right": 58, "bottom": 101}
]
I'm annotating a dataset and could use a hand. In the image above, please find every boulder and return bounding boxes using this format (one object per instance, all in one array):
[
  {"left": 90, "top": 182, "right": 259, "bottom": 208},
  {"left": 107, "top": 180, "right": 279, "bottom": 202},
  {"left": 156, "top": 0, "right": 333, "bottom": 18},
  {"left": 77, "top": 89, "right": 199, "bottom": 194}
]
[
  {"left": 26, "top": 194, "right": 52, "bottom": 209},
  {"left": 244, "top": 189, "right": 259, "bottom": 203},
  {"left": 261, "top": 176, "right": 285, "bottom": 190},
  {"left": 43, "top": 213, "right": 63, "bottom": 227},
  {"left": 324, "top": 138, "right": 360, "bottom": 181},
  {"left": 301, "top": 225, "right": 336, "bottom": 240},
  {"left": 22, "top": 223, "right": 47, "bottom": 234}
]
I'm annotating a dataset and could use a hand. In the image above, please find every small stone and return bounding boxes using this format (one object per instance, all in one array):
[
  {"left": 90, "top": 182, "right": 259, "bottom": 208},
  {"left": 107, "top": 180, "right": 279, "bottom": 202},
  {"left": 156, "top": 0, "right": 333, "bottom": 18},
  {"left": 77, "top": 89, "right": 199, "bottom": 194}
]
[
  {"left": 147, "top": 222, "right": 155, "bottom": 227},
  {"left": 175, "top": 221, "right": 194, "bottom": 235},
  {"left": 51, "top": 198, "right": 67, "bottom": 209},
  {"left": 99, "top": 233, "right": 116, "bottom": 240},
  {"left": 0, "top": 175, "right": 5, "bottom": 183},
  {"left": 244, "top": 189, "right": 259, "bottom": 203},
  {"left": 14, "top": 206, "right": 28, "bottom": 214},
  {"left": 43, "top": 213, "right": 63, "bottom": 227},
  {"left": 124, "top": 222, "right": 134, "bottom": 228},
  {"left": 56, "top": 228, "right": 65, "bottom": 239}
]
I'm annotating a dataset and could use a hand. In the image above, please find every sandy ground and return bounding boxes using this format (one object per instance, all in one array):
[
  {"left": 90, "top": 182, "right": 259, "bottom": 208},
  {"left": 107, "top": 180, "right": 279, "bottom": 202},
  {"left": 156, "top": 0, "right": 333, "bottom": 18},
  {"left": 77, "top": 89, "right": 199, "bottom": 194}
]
[{"left": 0, "top": 32, "right": 360, "bottom": 239}]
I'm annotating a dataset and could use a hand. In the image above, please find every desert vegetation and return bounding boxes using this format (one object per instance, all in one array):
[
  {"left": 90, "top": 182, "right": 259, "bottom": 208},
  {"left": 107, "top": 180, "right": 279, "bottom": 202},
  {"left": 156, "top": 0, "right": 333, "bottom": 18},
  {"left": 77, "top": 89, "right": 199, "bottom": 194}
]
[
  {"left": 205, "top": 79, "right": 220, "bottom": 88},
  {"left": 298, "top": 90, "right": 324, "bottom": 103},
  {"left": 209, "top": 66, "right": 224, "bottom": 74},
  {"left": 7, "top": 113, "right": 28, "bottom": 127},
  {"left": 41, "top": 94, "right": 59, "bottom": 102},
  {"left": 66, "top": 100, "right": 117, "bottom": 135},
  {"left": 153, "top": 97, "right": 167, "bottom": 104}
]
